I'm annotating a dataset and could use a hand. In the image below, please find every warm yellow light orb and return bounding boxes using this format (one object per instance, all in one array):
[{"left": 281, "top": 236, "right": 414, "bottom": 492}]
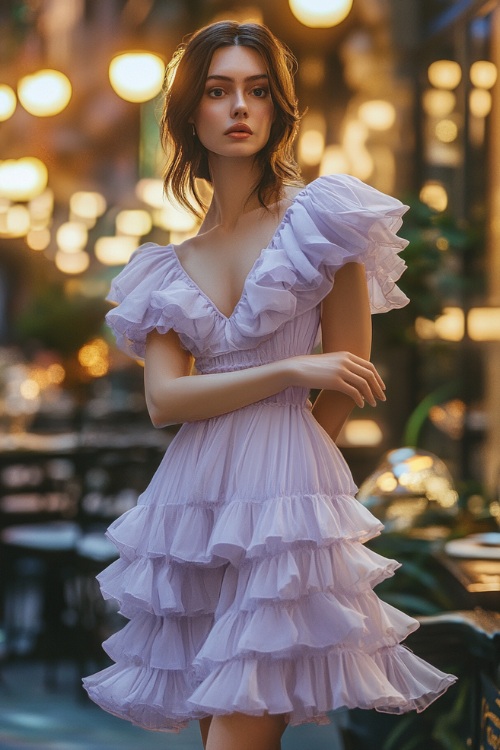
[
  {"left": 29, "top": 189, "right": 54, "bottom": 226},
  {"left": 3, "top": 205, "right": 31, "bottom": 237},
  {"left": 70, "top": 191, "right": 107, "bottom": 220},
  {"left": 0, "top": 157, "right": 48, "bottom": 201},
  {"left": 415, "top": 309, "right": 464, "bottom": 341},
  {"left": 0, "top": 85, "right": 17, "bottom": 121},
  {"left": 358, "top": 100, "right": 396, "bottom": 131},
  {"left": 469, "top": 88, "right": 492, "bottom": 118},
  {"left": 470, "top": 60, "right": 497, "bottom": 89},
  {"left": 136, "top": 178, "right": 165, "bottom": 208},
  {"left": 298, "top": 129, "right": 325, "bottom": 166},
  {"left": 55, "top": 250, "right": 90, "bottom": 274},
  {"left": 109, "top": 52, "right": 165, "bottom": 102},
  {"left": 56, "top": 221, "right": 88, "bottom": 252},
  {"left": 289, "top": 0, "right": 353, "bottom": 28},
  {"left": 95, "top": 236, "right": 137, "bottom": 265},
  {"left": 116, "top": 209, "right": 152, "bottom": 236},
  {"left": 468, "top": 307, "right": 500, "bottom": 341},
  {"left": 26, "top": 228, "right": 51, "bottom": 250},
  {"left": 422, "top": 89, "right": 456, "bottom": 117},
  {"left": 153, "top": 202, "right": 198, "bottom": 233},
  {"left": 319, "top": 145, "right": 349, "bottom": 176},
  {"left": 435, "top": 307, "right": 464, "bottom": 341},
  {"left": 435, "top": 118, "right": 458, "bottom": 143},
  {"left": 18, "top": 69, "right": 72, "bottom": 116},
  {"left": 343, "top": 420, "right": 383, "bottom": 447},
  {"left": 419, "top": 181, "right": 448, "bottom": 212},
  {"left": 428, "top": 60, "right": 462, "bottom": 90}
]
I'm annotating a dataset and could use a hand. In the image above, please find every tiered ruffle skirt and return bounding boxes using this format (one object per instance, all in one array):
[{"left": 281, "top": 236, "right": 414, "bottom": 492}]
[{"left": 83, "top": 402, "right": 456, "bottom": 731}]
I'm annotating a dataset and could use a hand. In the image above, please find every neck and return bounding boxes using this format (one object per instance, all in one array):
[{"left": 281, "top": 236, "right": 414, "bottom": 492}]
[{"left": 203, "top": 155, "right": 266, "bottom": 230}]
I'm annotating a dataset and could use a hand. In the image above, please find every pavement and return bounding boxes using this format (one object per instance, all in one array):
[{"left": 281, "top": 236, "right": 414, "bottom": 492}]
[{"left": 0, "top": 660, "right": 346, "bottom": 750}]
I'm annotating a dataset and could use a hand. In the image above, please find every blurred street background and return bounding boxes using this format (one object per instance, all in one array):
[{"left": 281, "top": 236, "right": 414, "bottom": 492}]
[{"left": 1, "top": 1, "right": 500, "bottom": 749}]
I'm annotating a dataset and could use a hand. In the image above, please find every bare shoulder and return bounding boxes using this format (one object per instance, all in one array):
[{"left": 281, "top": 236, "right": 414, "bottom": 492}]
[{"left": 171, "top": 226, "right": 217, "bottom": 261}]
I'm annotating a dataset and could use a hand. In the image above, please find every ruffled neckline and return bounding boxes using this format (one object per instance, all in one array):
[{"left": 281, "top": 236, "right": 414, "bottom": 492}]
[
  {"left": 168, "top": 184, "right": 310, "bottom": 322},
  {"left": 106, "top": 174, "right": 410, "bottom": 360}
]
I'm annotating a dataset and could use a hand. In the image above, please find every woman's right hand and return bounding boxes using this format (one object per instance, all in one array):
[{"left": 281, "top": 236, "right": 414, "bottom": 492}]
[{"left": 288, "top": 352, "right": 386, "bottom": 409}]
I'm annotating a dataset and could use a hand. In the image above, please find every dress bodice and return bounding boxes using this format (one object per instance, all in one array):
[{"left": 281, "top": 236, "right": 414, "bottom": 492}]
[{"left": 105, "top": 174, "right": 410, "bottom": 364}]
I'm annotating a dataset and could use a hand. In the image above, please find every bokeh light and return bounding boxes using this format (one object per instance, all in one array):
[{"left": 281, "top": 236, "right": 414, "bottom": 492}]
[
  {"left": 289, "top": 0, "right": 353, "bottom": 28},
  {"left": 109, "top": 52, "right": 165, "bottom": 102},
  {"left": 18, "top": 69, "right": 72, "bottom": 116},
  {"left": 0, "top": 84, "right": 16, "bottom": 121}
]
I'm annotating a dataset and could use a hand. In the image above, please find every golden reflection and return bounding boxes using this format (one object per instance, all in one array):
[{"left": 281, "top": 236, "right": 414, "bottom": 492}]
[{"left": 357, "top": 447, "right": 458, "bottom": 534}]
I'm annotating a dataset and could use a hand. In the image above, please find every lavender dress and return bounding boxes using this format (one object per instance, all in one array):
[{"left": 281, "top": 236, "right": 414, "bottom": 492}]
[{"left": 83, "top": 175, "right": 456, "bottom": 731}]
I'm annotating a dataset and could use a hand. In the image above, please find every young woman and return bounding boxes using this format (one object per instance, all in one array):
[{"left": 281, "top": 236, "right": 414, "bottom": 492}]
[{"left": 83, "top": 21, "right": 456, "bottom": 750}]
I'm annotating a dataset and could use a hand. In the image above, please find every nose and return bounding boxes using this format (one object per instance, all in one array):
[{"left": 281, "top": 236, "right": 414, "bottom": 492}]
[{"left": 231, "top": 89, "right": 248, "bottom": 118}]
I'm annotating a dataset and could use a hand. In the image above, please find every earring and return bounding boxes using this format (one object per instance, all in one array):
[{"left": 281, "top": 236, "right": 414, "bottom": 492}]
[{"left": 191, "top": 123, "right": 196, "bottom": 137}]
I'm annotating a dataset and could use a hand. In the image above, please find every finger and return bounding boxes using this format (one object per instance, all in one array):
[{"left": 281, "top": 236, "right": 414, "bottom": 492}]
[
  {"left": 341, "top": 371, "right": 377, "bottom": 407},
  {"left": 339, "top": 382, "right": 366, "bottom": 408},
  {"left": 345, "top": 364, "right": 385, "bottom": 404},
  {"left": 346, "top": 354, "right": 386, "bottom": 391}
]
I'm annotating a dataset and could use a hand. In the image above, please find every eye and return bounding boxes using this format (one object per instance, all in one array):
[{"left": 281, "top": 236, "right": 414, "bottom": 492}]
[
  {"left": 208, "top": 87, "right": 225, "bottom": 98},
  {"left": 252, "top": 87, "right": 269, "bottom": 98}
]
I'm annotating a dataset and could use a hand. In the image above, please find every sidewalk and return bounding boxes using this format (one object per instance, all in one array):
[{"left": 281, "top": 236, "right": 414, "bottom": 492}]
[{"left": 0, "top": 661, "right": 345, "bottom": 749}]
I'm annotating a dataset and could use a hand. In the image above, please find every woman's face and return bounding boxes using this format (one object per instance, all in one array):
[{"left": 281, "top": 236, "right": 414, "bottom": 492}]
[{"left": 190, "top": 45, "right": 274, "bottom": 161}]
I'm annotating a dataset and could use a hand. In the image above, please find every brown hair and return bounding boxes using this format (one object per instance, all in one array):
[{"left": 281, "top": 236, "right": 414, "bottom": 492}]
[{"left": 160, "top": 21, "right": 302, "bottom": 217}]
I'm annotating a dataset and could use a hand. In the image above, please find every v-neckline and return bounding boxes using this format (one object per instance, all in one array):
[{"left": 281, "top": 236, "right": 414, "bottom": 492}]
[{"left": 169, "top": 185, "right": 308, "bottom": 321}]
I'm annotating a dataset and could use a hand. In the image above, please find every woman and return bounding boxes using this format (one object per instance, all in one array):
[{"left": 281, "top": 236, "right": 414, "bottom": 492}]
[{"left": 83, "top": 21, "right": 456, "bottom": 750}]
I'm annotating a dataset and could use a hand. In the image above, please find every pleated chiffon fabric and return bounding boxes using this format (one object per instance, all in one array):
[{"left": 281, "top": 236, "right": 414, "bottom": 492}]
[{"left": 83, "top": 174, "right": 456, "bottom": 732}]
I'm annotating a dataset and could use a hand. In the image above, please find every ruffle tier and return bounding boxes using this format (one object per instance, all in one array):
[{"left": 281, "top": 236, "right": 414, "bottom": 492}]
[
  {"left": 105, "top": 174, "right": 409, "bottom": 359},
  {"left": 83, "top": 482, "right": 456, "bottom": 730}
]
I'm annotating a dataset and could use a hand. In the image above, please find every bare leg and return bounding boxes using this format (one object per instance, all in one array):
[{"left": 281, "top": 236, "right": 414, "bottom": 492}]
[
  {"left": 206, "top": 712, "right": 287, "bottom": 750},
  {"left": 199, "top": 716, "right": 213, "bottom": 749}
]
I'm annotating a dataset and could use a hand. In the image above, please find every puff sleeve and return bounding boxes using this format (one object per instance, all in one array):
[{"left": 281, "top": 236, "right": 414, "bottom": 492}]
[
  {"left": 105, "top": 242, "right": 177, "bottom": 359},
  {"left": 265, "top": 174, "right": 410, "bottom": 316}
]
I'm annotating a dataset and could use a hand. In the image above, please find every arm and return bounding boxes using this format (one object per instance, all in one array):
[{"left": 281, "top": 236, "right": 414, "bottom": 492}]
[
  {"left": 144, "top": 265, "right": 385, "bottom": 427},
  {"left": 144, "top": 328, "right": 295, "bottom": 427},
  {"left": 311, "top": 262, "right": 384, "bottom": 441}
]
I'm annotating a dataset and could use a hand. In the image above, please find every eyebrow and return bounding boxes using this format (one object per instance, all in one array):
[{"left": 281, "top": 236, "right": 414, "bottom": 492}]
[{"left": 205, "top": 73, "right": 268, "bottom": 83}]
